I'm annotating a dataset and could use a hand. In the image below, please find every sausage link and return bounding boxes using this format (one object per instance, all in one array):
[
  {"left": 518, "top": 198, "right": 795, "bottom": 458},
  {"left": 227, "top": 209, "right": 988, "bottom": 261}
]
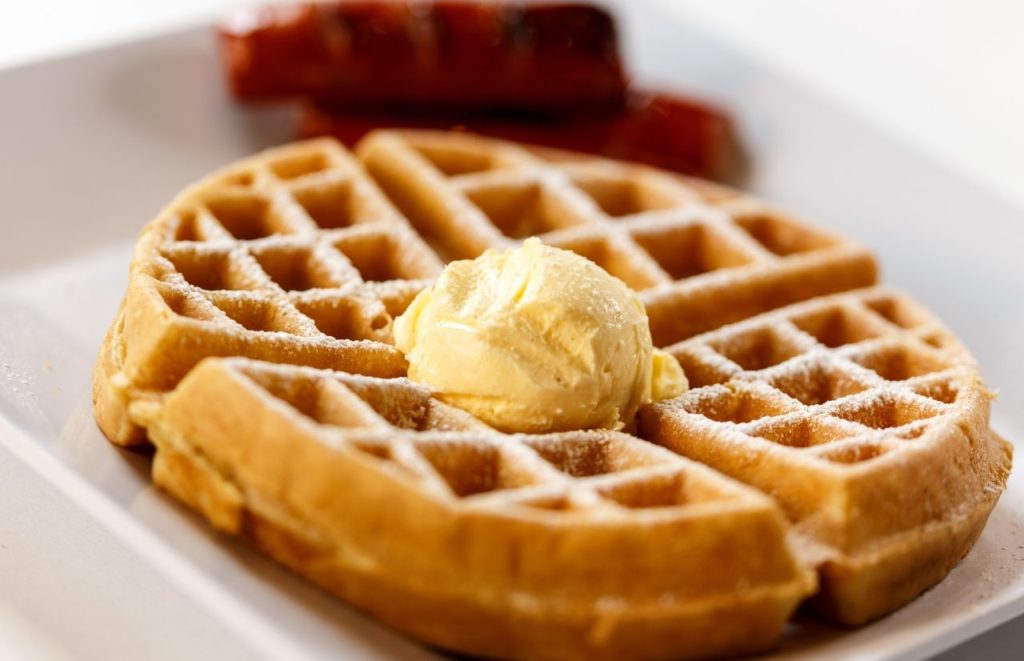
[
  {"left": 296, "top": 91, "right": 739, "bottom": 180},
  {"left": 218, "top": 1, "right": 626, "bottom": 113}
]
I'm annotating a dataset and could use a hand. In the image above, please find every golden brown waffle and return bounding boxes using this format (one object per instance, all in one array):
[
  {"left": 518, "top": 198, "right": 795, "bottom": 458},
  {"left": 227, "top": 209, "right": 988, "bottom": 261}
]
[
  {"left": 95, "top": 139, "right": 444, "bottom": 445},
  {"left": 92, "top": 132, "right": 1010, "bottom": 658},
  {"left": 640, "top": 287, "right": 1012, "bottom": 624},
  {"left": 133, "top": 357, "right": 814, "bottom": 660},
  {"left": 96, "top": 131, "right": 877, "bottom": 446},
  {"left": 356, "top": 130, "right": 878, "bottom": 345}
]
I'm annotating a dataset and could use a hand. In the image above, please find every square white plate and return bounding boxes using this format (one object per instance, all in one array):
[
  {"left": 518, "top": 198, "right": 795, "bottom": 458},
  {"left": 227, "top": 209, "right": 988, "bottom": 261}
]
[{"left": 1, "top": 3, "right": 1022, "bottom": 659}]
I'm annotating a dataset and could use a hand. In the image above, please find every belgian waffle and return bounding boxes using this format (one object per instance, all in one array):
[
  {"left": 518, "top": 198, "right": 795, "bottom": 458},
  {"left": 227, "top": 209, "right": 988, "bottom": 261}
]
[
  {"left": 640, "top": 287, "right": 1012, "bottom": 624},
  {"left": 93, "top": 132, "right": 1010, "bottom": 658}
]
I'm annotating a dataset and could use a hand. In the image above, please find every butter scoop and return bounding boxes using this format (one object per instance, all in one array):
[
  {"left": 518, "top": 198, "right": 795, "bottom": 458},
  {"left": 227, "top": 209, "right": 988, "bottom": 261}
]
[{"left": 394, "top": 238, "right": 687, "bottom": 433}]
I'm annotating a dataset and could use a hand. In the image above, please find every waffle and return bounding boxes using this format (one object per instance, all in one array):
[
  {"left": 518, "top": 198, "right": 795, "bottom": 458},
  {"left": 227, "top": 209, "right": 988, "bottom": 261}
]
[
  {"left": 94, "top": 139, "right": 444, "bottom": 445},
  {"left": 133, "top": 357, "right": 814, "bottom": 660},
  {"left": 96, "top": 131, "right": 877, "bottom": 445},
  {"left": 93, "top": 132, "right": 1010, "bottom": 658},
  {"left": 639, "top": 287, "right": 1012, "bottom": 624},
  {"left": 355, "top": 130, "right": 878, "bottom": 345}
]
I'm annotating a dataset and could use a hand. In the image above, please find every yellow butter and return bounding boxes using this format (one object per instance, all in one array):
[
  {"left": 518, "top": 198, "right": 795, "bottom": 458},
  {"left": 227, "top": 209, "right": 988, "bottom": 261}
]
[{"left": 394, "top": 238, "right": 687, "bottom": 433}]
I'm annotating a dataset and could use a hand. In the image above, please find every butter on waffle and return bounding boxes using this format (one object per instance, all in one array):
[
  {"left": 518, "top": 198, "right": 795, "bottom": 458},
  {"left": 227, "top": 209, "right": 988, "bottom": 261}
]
[
  {"left": 95, "top": 139, "right": 444, "bottom": 445},
  {"left": 97, "top": 131, "right": 877, "bottom": 446},
  {"left": 640, "top": 287, "right": 1012, "bottom": 624},
  {"left": 134, "top": 357, "right": 815, "bottom": 660},
  {"left": 356, "top": 130, "right": 878, "bottom": 346}
]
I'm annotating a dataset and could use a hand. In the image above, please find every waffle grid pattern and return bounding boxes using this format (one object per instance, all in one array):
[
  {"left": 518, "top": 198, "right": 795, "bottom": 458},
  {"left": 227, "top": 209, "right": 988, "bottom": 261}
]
[
  {"left": 650, "top": 289, "right": 970, "bottom": 470},
  {"left": 143, "top": 355, "right": 812, "bottom": 659},
  {"left": 226, "top": 359, "right": 755, "bottom": 516},
  {"left": 357, "top": 131, "right": 876, "bottom": 344},
  {"left": 147, "top": 140, "right": 444, "bottom": 350},
  {"left": 109, "top": 131, "right": 875, "bottom": 414}
]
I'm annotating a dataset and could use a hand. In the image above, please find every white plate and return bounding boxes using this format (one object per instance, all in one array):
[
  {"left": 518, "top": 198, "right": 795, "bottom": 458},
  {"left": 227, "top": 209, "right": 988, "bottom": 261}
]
[{"left": 1, "top": 3, "right": 1022, "bottom": 659}]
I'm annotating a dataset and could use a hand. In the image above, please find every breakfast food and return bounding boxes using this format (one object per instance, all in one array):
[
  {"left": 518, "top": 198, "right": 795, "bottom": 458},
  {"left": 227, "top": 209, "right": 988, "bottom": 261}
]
[
  {"left": 218, "top": 1, "right": 625, "bottom": 113},
  {"left": 93, "top": 131, "right": 1010, "bottom": 658},
  {"left": 299, "top": 90, "right": 738, "bottom": 181},
  {"left": 137, "top": 357, "right": 814, "bottom": 660},
  {"left": 395, "top": 237, "right": 687, "bottom": 433},
  {"left": 93, "top": 138, "right": 438, "bottom": 446},
  {"left": 356, "top": 129, "right": 876, "bottom": 346},
  {"left": 640, "top": 287, "right": 1011, "bottom": 624},
  {"left": 220, "top": 1, "right": 737, "bottom": 179},
  {"left": 95, "top": 131, "right": 874, "bottom": 446}
]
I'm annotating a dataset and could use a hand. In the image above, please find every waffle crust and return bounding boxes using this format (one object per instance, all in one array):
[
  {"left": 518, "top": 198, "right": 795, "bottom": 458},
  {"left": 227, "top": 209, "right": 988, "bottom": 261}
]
[{"left": 93, "top": 132, "right": 1010, "bottom": 658}]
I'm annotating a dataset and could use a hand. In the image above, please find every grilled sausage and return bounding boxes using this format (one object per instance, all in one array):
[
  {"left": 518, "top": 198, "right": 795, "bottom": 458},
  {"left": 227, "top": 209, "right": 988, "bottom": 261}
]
[
  {"left": 297, "top": 90, "right": 738, "bottom": 180},
  {"left": 218, "top": 1, "right": 626, "bottom": 113}
]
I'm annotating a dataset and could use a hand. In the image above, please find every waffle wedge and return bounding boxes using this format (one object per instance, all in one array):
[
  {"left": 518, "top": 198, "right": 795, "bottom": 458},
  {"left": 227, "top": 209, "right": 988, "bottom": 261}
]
[
  {"left": 640, "top": 287, "right": 1012, "bottom": 624},
  {"left": 135, "top": 357, "right": 815, "bottom": 660},
  {"left": 92, "top": 132, "right": 1010, "bottom": 658},
  {"left": 356, "top": 130, "right": 878, "bottom": 345},
  {"left": 95, "top": 139, "right": 443, "bottom": 445}
]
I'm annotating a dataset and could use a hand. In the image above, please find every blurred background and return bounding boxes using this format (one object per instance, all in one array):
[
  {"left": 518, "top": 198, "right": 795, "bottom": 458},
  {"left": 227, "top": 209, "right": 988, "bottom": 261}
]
[{"left": 1, "top": 0, "right": 1022, "bottom": 209}]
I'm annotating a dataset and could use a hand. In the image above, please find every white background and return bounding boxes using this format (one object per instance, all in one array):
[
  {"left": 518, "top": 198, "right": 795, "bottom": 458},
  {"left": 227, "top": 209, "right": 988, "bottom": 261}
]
[{"left": 1, "top": 1, "right": 1021, "bottom": 658}]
